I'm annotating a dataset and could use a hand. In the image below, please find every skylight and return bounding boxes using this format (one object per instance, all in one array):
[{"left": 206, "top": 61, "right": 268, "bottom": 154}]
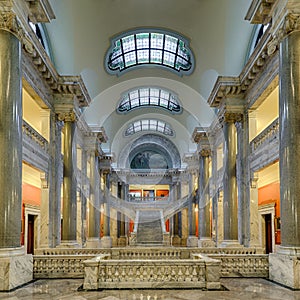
[
  {"left": 105, "top": 29, "right": 194, "bottom": 75},
  {"left": 125, "top": 119, "right": 174, "bottom": 137},
  {"left": 117, "top": 87, "right": 181, "bottom": 113}
]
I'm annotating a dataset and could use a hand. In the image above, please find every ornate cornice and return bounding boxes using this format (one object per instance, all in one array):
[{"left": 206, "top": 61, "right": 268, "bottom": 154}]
[
  {"left": 245, "top": 0, "right": 276, "bottom": 25},
  {"left": 192, "top": 127, "right": 208, "bottom": 144},
  {"left": 25, "top": 0, "right": 55, "bottom": 23}
]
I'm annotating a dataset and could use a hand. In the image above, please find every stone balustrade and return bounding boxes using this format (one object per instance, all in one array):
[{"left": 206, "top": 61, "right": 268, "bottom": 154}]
[
  {"left": 249, "top": 118, "right": 279, "bottom": 171},
  {"left": 250, "top": 118, "right": 279, "bottom": 152},
  {"left": 23, "top": 120, "right": 49, "bottom": 151},
  {"left": 83, "top": 253, "right": 221, "bottom": 290},
  {"left": 33, "top": 247, "right": 267, "bottom": 280}
]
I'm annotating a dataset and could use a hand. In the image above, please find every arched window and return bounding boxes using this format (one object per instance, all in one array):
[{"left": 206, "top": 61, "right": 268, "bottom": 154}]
[
  {"left": 125, "top": 119, "right": 174, "bottom": 137},
  {"left": 105, "top": 29, "right": 194, "bottom": 75},
  {"left": 246, "top": 24, "right": 269, "bottom": 60},
  {"left": 29, "top": 21, "right": 52, "bottom": 59},
  {"left": 117, "top": 87, "right": 181, "bottom": 113}
]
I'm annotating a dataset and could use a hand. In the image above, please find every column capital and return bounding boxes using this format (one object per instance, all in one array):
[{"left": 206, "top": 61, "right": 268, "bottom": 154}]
[
  {"left": 200, "top": 149, "right": 211, "bottom": 157},
  {"left": 219, "top": 111, "right": 243, "bottom": 124},
  {"left": 0, "top": 11, "right": 24, "bottom": 40},
  {"left": 268, "top": 13, "right": 300, "bottom": 56},
  {"left": 57, "top": 111, "right": 77, "bottom": 122},
  {"left": 192, "top": 128, "right": 209, "bottom": 144}
]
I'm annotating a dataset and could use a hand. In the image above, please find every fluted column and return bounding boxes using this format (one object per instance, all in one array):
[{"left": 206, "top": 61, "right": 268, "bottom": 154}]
[
  {"left": 221, "top": 112, "right": 242, "bottom": 247},
  {"left": 0, "top": 21, "right": 22, "bottom": 249},
  {"left": 59, "top": 112, "right": 78, "bottom": 245}
]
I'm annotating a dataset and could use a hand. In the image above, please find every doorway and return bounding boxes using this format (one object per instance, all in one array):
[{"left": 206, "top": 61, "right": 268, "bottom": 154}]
[
  {"left": 27, "top": 214, "right": 35, "bottom": 254},
  {"left": 264, "top": 213, "right": 272, "bottom": 254}
]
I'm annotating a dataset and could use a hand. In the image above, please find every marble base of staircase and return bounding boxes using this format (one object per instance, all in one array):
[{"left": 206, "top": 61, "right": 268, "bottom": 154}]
[
  {"left": 187, "top": 236, "right": 198, "bottom": 247},
  {"left": 171, "top": 235, "right": 181, "bottom": 246},
  {"left": 118, "top": 236, "right": 128, "bottom": 247},
  {"left": 101, "top": 236, "right": 112, "bottom": 248}
]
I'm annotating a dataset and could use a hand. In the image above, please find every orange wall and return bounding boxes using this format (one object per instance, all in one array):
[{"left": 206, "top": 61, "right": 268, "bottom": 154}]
[
  {"left": 21, "top": 183, "right": 41, "bottom": 245},
  {"left": 258, "top": 182, "right": 281, "bottom": 244}
]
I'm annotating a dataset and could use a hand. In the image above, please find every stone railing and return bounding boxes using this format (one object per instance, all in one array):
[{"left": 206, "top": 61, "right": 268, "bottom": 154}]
[
  {"left": 250, "top": 118, "right": 279, "bottom": 152},
  {"left": 126, "top": 196, "right": 169, "bottom": 202},
  {"left": 23, "top": 120, "right": 49, "bottom": 151},
  {"left": 83, "top": 253, "right": 221, "bottom": 290},
  {"left": 208, "top": 254, "right": 269, "bottom": 278},
  {"left": 33, "top": 247, "right": 267, "bottom": 279}
]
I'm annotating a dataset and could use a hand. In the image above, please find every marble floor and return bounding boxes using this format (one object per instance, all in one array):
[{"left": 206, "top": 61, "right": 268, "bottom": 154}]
[{"left": 1, "top": 278, "right": 300, "bottom": 300}]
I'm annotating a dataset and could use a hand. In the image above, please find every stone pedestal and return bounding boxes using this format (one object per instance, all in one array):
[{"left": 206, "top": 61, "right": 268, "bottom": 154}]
[
  {"left": 171, "top": 235, "right": 181, "bottom": 246},
  {"left": 86, "top": 238, "right": 101, "bottom": 248},
  {"left": 269, "top": 250, "right": 300, "bottom": 289},
  {"left": 198, "top": 238, "right": 216, "bottom": 248},
  {"left": 118, "top": 236, "right": 128, "bottom": 247},
  {"left": 101, "top": 236, "right": 112, "bottom": 248},
  {"left": 187, "top": 236, "right": 198, "bottom": 247},
  {"left": 0, "top": 248, "right": 33, "bottom": 291},
  {"left": 163, "top": 233, "right": 171, "bottom": 246},
  {"left": 219, "top": 240, "right": 241, "bottom": 248},
  {"left": 57, "top": 241, "right": 80, "bottom": 248}
]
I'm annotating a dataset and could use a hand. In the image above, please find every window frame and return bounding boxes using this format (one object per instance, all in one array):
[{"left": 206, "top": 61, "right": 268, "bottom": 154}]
[{"left": 105, "top": 28, "right": 195, "bottom": 76}]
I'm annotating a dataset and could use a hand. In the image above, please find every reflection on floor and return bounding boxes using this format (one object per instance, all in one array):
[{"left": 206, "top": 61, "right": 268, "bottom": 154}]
[{"left": 1, "top": 278, "right": 300, "bottom": 300}]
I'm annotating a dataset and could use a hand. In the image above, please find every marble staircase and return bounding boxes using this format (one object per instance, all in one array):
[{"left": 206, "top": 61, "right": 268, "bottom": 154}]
[{"left": 136, "top": 210, "right": 163, "bottom": 245}]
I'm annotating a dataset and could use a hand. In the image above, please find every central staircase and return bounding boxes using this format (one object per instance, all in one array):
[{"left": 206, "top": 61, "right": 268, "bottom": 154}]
[{"left": 136, "top": 210, "right": 163, "bottom": 245}]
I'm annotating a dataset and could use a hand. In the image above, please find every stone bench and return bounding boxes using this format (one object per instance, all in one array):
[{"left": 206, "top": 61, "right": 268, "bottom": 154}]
[{"left": 83, "top": 253, "right": 221, "bottom": 290}]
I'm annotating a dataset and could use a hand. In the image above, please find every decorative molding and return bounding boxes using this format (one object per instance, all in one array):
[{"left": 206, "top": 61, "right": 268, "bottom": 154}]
[
  {"left": 25, "top": 0, "right": 55, "bottom": 23},
  {"left": 200, "top": 149, "right": 211, "bottom": 157},
  {"left": 0, "top": 11, "right": 24, "bottom": 40},
  {"left": 245, "top": 0, "right": 276, "bottom": 25},
  {"left": 223, "top": 112, "right": 243, "bottom": 123},
  {"left": 57, "top": 111, "right": 77, "bottom": 122}
]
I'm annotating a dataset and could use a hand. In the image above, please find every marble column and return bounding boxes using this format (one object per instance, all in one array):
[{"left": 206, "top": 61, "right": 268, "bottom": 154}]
[
  {"left": 86, "top": 151, "right": 101, "bottom": 247},
  {"left": 118, "top": 182, "right": 127, "bottom": 246},
  {"left": 0, "top": 15, "right": 33, "bottom": 291},
  {"left": 101, "top": 172, "right": 112, "bottom": 248},
  {"left": 198, "top": 150, "right": 215, "bottom": 247},
  {"left": 187, "top": 174, "right": 197, "bottom": 247},
  {"left": 221, "top": 113, "right": 241, "bottom": 247},
  {"left": 60, "top": 113, "right": 78, "bottom": 246},
  {"left": 172, "top": 183, "right": 181, "bottom": 246},
  {"left": 0, "top": 28, "right": 22, "bottom": 249},
  {"left": 48, "top": 113, "right": 63, "bottom": 247},
  {"left": 269, "top": 18, "right": 300, "bottom": 290}
]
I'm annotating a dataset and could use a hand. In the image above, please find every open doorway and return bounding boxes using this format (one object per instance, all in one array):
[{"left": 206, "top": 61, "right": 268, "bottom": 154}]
[
  {"left": 264, "top": 213, "right": 272, "bottom": 254},
  {"left": 24, "top": 205, "right": 40, "bottom": 254}
]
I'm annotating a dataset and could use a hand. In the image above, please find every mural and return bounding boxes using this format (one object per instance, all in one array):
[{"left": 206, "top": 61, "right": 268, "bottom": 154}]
[{"left": 130, "top": 150, "right": 169, "bottom": 169}]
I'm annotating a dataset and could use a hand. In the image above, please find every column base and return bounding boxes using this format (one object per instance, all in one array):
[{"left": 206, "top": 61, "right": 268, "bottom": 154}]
[
  {"left": 117, "top": 236, "right": 128, "bottom": 247},
  {"left": 219, "top": 240, "right": 241, "bottom": 248},
  {"left": 187, "top": 236, "right": 198, "bottom": 247},
  {"left": 86, "top": 238, "right": 101, "bottom": 248},
  {"left": 163, "top": 233, "right": 171, "bottom": 246},
  {"left": 198, "top": 238, "right": 216, "bottom": 248},
  {"left": 0, "top": 247, "right": 33, "bottom": 291},
  {"left": 101, "top": 236, "right": 112, "bottom": 248},
  {"left": 171, "top": 235, "right": 181, "bottom": 246},
  {"left": 57, "top": 240, "right": 80, "bottom": 248},
  {"left": 269, "top": 248, "right": 300, "bottom": 289}
]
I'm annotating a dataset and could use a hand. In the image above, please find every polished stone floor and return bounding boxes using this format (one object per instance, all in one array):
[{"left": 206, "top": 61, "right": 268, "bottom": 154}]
[{"left": 1, "top": 278, "right": 300, "bottom": 300}]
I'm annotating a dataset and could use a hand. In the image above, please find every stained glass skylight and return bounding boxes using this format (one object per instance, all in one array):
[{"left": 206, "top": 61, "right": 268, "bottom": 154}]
[
  {"left": 105, "top": 29, "right": 194, "bottom": 75},
  {"left": 117, "top": 87, "right": 181, "bottom": 113},
  {"left": 125, "top": 119, "right": 174, "bottom": 137}
]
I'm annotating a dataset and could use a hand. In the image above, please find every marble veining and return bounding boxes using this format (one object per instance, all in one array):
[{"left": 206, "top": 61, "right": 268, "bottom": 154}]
[{"left": 1, "top": 278, "right": 300, "bottom": 300}]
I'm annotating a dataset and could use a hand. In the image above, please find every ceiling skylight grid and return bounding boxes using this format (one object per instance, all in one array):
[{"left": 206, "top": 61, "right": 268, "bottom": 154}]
[
  {"left": 125, "top": 119, "right": 174, "bottom": 137},
  {"left": 117, "top": 87, "right": 182, "bottom": 113},
  {"left": 106, "top": 29, "right": 194, "bottom": 75}
]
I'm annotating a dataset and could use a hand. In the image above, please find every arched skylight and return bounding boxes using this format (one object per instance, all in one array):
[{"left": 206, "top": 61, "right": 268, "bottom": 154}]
[
  {"left": 117, "top": 87, "right": 181, "bottom": 113},
  {"left": 105, "top": 29, "right": 194, "bottom": 75},
  {"left": 125, "top": 119, "right": 174, "bottom": 137}
]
